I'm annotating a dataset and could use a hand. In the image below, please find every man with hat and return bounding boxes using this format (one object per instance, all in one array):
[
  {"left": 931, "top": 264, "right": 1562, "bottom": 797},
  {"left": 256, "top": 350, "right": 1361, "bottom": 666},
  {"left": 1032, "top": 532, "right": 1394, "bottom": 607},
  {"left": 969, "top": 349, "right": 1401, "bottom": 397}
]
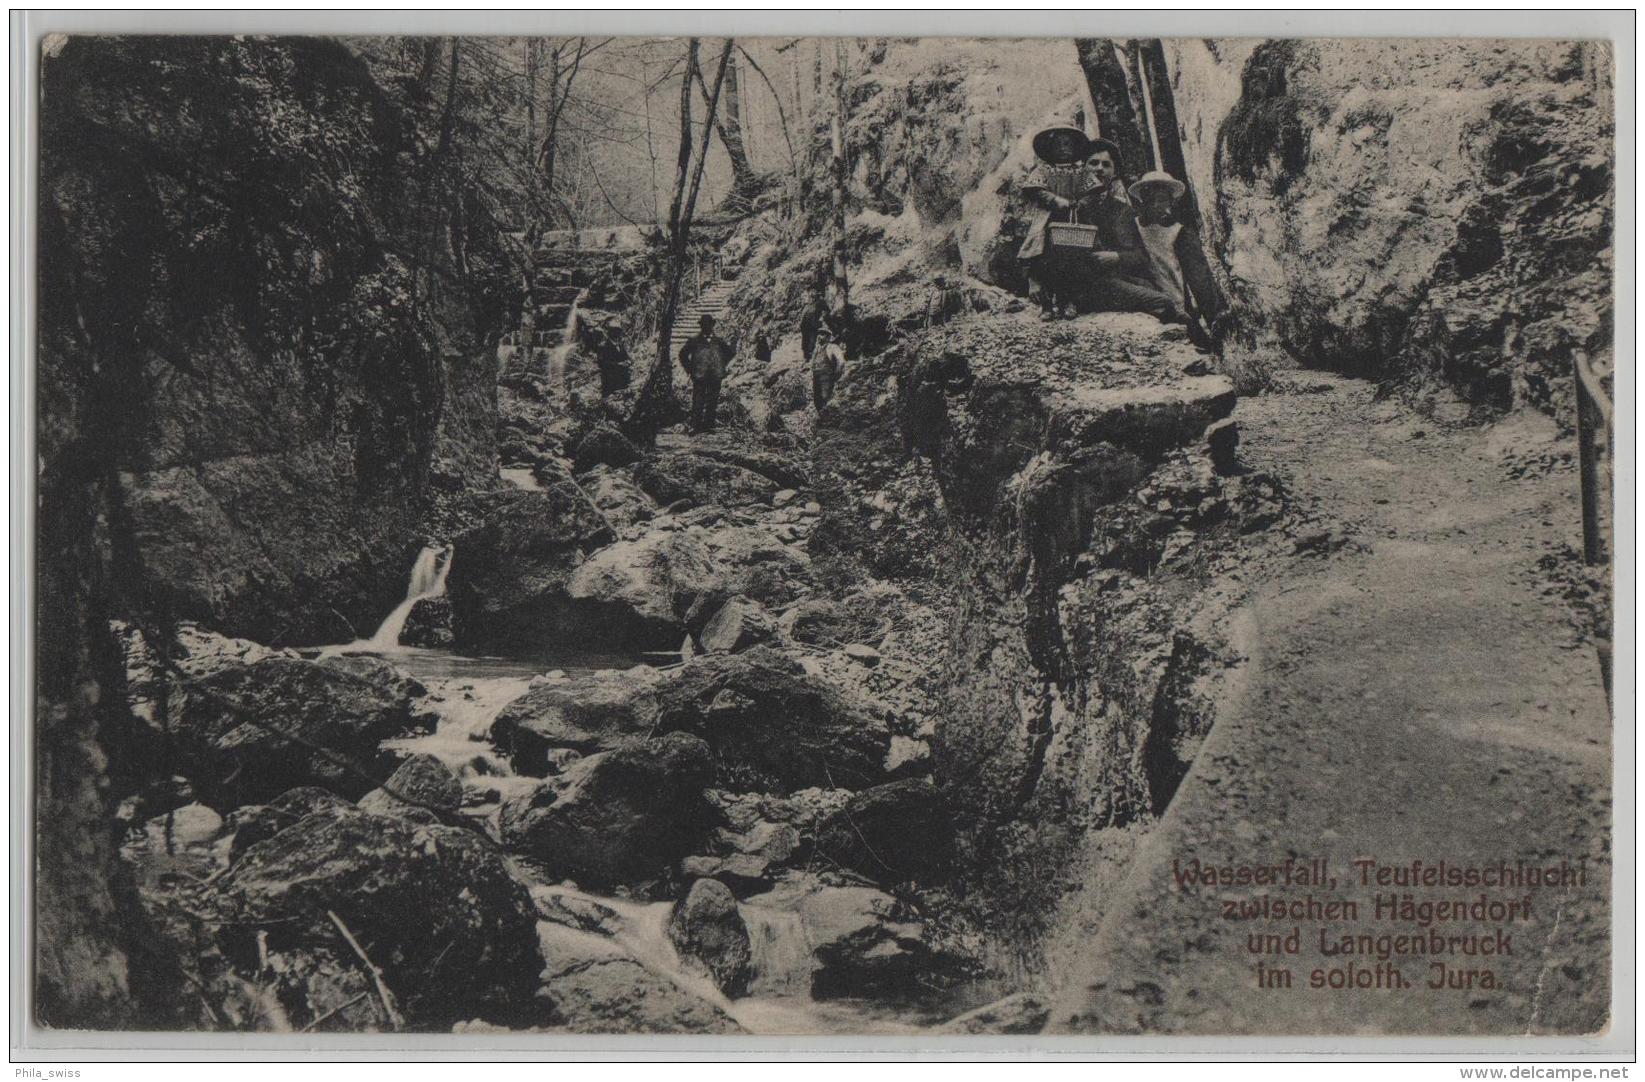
[
  {"left": 1018, "top": 128, "right": 1184, "bottom": 324},
  {"left": 677, "top": 313, "right": 734, "bottom": 434},
  {"left": 1128, "top": 170, "right": 1229, "bottom": 349}
]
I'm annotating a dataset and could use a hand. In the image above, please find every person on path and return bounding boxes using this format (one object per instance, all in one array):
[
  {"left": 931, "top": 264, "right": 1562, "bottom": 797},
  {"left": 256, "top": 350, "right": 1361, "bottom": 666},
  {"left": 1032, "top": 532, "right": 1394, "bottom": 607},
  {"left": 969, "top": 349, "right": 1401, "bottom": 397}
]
[
  {"left": 678, "top": 313, "right": 733, "bottom": 434},
  {"left": 809, "top": 327, "right": 847, "bottom": 411},
  {"left": 925, "top": 274, "right": 965, "bottom": 329}
]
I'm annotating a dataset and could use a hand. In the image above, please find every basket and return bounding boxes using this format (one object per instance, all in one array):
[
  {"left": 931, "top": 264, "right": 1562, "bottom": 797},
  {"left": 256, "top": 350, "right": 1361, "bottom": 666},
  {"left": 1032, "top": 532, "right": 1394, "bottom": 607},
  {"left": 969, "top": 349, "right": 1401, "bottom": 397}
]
[{"left": 1047, "top": 222, "right": 1100, "bottom": 250}]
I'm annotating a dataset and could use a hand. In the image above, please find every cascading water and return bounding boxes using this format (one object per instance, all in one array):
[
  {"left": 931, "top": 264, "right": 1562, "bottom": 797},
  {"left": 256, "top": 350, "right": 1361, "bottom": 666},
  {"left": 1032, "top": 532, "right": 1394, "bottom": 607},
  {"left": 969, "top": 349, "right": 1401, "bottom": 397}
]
[
  {"left": 320, "top": 543, "right": 451, "bottom": 657},
  {"left": 547, "top": 288, "right": 589, "bottom": 386}
]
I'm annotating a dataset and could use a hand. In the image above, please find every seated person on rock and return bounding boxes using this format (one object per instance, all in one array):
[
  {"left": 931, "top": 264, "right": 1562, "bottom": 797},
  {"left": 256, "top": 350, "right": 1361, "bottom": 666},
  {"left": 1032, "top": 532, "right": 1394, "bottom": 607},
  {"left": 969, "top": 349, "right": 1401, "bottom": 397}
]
[
  {"left": 1018, "top": 128, "right": 1185, "bottom": 325},
  {"left": 1127, "top": 170, "right": 1231, "bottom": 351}
]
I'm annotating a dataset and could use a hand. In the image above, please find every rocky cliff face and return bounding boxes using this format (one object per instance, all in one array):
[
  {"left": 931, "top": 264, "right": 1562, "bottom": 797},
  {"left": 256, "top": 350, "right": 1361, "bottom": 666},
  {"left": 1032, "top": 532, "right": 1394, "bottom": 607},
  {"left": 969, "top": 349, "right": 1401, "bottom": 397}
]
[
  {"left": 1154, "top": 38, "right": 1614, "bottom": 416},
  {"left": 39, "top": 36, "right": 521, "bottom": 646}
]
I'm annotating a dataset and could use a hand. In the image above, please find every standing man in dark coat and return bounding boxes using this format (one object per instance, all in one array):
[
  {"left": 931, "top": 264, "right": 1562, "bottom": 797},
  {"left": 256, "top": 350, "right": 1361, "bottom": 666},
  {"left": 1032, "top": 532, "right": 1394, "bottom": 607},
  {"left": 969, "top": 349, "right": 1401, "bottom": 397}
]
[{"left": 678, "top": 314, "right": 733, "bottom": 434}]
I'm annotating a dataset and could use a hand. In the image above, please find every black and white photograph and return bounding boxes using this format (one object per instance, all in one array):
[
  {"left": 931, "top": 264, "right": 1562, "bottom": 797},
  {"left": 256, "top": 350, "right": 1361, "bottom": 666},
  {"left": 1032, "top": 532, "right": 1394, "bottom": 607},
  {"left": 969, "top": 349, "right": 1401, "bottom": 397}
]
[{"left": 20, "top": 17, "right": 1625, "bottom": 1051}]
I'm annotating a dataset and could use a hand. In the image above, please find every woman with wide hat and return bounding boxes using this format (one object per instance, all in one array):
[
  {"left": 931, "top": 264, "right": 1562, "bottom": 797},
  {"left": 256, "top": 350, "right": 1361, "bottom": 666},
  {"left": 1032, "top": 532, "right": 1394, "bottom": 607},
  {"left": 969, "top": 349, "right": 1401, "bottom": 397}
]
[{"left": 1018, "top": 125, "right": 1108, "bottom": 320}]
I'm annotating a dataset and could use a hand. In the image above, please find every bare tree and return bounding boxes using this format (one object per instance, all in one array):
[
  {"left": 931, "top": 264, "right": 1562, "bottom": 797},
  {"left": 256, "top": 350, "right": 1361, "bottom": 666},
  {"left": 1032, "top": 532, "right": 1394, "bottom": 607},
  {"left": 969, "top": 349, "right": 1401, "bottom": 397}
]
[
  {"left": 829, "top": 39, "right": 851, "bottom": 320},
  {"left": 630, "top": 37, "right": 735, "bottom": 439}
]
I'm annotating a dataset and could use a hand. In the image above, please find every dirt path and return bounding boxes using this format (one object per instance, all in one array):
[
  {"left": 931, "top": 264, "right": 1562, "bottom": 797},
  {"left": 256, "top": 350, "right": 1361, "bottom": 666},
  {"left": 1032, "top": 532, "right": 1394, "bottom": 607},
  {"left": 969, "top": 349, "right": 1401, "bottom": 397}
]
[{"left": 1049, "top": 373, "right": 1613, "bottom": 1036}]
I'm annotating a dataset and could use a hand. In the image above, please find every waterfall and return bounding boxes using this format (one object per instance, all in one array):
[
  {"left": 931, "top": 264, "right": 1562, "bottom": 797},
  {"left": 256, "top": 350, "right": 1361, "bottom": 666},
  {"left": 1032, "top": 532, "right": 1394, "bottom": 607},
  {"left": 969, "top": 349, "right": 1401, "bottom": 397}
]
[
  {"left": 548, "top": 288, "right": 589, "bottom": 386},
  {"left": 321, "top": 544, "right": 451, "bottom": 657}
]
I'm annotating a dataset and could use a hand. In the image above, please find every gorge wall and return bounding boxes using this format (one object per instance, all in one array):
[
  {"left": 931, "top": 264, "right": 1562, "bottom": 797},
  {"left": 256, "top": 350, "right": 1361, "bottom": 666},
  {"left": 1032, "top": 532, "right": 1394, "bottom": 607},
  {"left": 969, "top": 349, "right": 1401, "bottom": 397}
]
[
  {"left": 35, "top": 35, "right": 520, "bottom": 1023},
  {"left": 1148, "top": 38, "right": 1613, "bottom": 416},
  {"left": 39, "top": 35, "right": 521, "bottom": 649}
]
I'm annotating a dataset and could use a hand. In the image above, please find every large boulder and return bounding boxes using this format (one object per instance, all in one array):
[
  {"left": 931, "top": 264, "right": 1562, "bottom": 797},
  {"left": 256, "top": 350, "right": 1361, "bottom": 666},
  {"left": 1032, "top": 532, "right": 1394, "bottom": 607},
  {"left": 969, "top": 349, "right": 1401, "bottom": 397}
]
[
  {"left": 173, "top": 658, "right": 414, "bottom": 808},
  {"left": 667, "top": 878, "right": 753, "bottom": 997},
  {"left": 654, "top": 647, "right": 890, "bottom": 792},
  {"left": 446, "top": 485, "right": 614, "bottom": 653},
  {"left": 317, "top": 654, "right": 427, "bottom": 702},
  {"left": 399, "top": 595, "right": 455, "bottom": 648},
  {"left": 782, "top": 595, "right": 889, "bottom": 648},
  {"left": 698, "top": 525, "right": 814, "bottom": 608},
  {"left": 749, "top": 878, "right": 971, "bottom": 1003},
  {"left": 562, "top": 530, "right": 726, "bottom": 651},
  {"left": 498, "top": 733, "right": 716, "bottom": 888},
  {"left": 814, "top": 779, "right": 953, "bottom": 884},
  {"left": 535, "top": 923, "right": 742, "bottom": 1034},
  {"left": 489, "top": 667, "right": 663, "bottom": 774},
  {"left": 571, "top": 423, "right": 641, "bottom": 474},
  {"left": 207, "top": 806, "right": 542, "bottom": 1030},
  {"left": 578, "top": 464, "right": 658, "bottom": 530},
  {"left": 696, "top": 596, "right": 779, "bottom": 655},
  {"left": 632, "top": 451, "right": 780, "bottom": 510},
  {"left": 224, "top": 786, "right": 353, "bottom": 866},
  {"left": 356, "top": 753, "right": 464, "bottom": 823}
]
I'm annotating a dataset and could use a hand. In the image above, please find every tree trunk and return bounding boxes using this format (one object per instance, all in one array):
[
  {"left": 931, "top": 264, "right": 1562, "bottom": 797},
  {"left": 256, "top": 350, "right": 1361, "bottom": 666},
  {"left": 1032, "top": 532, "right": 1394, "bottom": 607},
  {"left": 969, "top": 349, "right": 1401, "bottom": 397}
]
[
  {"left": 631, "top": 38, "right": 735, "bottom": 441},
  {"left": 694, "top": 48, "right": 757, "bottom": 204},
  {"left": 829, "top": 39, "right": 850, "bottom": 321}
]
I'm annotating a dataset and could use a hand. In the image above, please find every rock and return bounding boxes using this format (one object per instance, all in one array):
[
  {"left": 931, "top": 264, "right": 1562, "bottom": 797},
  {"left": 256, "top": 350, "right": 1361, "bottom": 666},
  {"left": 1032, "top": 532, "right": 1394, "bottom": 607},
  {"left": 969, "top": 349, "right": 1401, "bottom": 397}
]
[
  {"left": 772, "top": 489, "right": 798, "bottom": 508},
  {"left": 118, "top": 620, "right": 298, "bottom": 730},
  {"left": 632, "top": 450, "right": 780, "bottom": 510},
  {"left": 654, "top": 647, "right": 891, "bottom": 792},
  {"left": 754, "top": 879, "right": 967, "bottom": 1002},
  {"left": 535, "top": 923, "right": 742, "bottom": 1034},
  {"left": 571, "top": 423, "right": 641, "bottom": 473},
  {"left": 668, "top": 879, "right": 753, "bottom": 996},
  {"left": 357, "top": 753, "right": 464, "bottom": 822},
  {"left": 697, "top": 596, "right": 779, "bottom": 655},
  {"left": 563, "top": 531, "right": 726, "bottom": 651},
  {"left": 224, "top": 786, "right": 354, "bottom": 866},
  {"left": 529, "top": 886, "right": 622, "bottom": 935},
  {"left": 682, "top": 788, "right": 848, "bottom": 895},
  {"left": 678, "top": 854, "right": 780, "bottom": 897},
  {"left": 498, "top": 733, "right": 716, "bottom": 888},
  {"left": 1205, "top": 418, "right": 1240, "bottom": 475},
  {"left": 842, "top": 643, "right": 882, "bottom": 667},
  {"left": 700, "top": 526, "right": 815, "bottom": 607},
  {"left": 123, "top": 803, "right": 229, "bottom": 886},
  {"left": 937, "top": 992, "right": 1052, "bottom": 1035},
  {"left": 578, "top": 464, "right": 657, "bottom": 529},
  {"left": 446, "top": 485, "right": 614, "bottom": 653},
  {"left": 1056, "top": 376, "right": 1238, "bottom": 459},
  {"left": 815, "top": 779, "right": 953, "bottom": 883},
  {"left": 399, "top": 595, "right": 455, "bottom": 648},
  {"left": 208, "top": 805, "right": 542, "bottom": 1029},
  {"left": 318, "top": 654, "right": 427, "bottom": 702},
  {"left": 783, "top": 596, "right": 888, "bottom": 648},
  {"left": 489, "top": 667, "right": 663, "bottom": 774},
  {"left": 884, "top": 736, "right": 933, "bottom": 779},
  {"left": 173, "top": 658, "right": 414, "bottom": 808}
]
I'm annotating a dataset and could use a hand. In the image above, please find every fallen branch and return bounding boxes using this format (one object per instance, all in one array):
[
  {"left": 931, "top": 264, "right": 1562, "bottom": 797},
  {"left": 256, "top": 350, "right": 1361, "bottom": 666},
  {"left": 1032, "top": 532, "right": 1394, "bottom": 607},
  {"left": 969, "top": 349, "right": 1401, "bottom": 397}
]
[
  {"left": 327, "top": 909, "right": 405, "bottom": 1031},
  {"left": 301, "top": 991, "right": 371, "bottom": 1033}
]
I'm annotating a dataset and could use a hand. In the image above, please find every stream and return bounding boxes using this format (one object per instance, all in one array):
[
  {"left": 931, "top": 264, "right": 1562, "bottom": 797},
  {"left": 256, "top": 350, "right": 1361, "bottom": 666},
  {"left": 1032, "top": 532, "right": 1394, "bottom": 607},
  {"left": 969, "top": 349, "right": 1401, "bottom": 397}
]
[{"left": 319, "top": 545, "right": 976, "bottom": 1035}]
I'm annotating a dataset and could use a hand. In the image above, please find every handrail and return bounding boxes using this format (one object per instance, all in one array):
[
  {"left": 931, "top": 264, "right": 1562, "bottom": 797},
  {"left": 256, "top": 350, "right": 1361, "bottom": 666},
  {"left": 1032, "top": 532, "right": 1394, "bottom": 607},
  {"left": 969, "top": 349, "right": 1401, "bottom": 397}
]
[{"left": 1570, "top": 346, "right": 1612, "bottom": 699}]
